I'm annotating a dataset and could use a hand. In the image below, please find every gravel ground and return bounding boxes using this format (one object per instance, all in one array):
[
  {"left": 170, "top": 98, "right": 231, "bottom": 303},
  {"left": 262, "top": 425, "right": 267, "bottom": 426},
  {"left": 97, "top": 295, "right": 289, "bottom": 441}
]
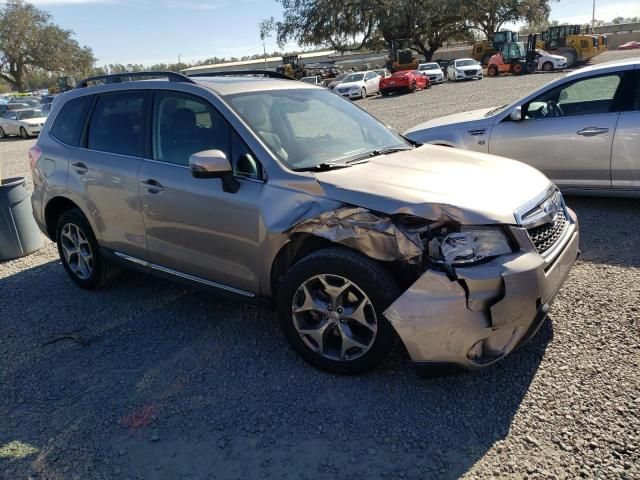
[{"left": 1, "top": 50, "right": 639, "bottom": 480}]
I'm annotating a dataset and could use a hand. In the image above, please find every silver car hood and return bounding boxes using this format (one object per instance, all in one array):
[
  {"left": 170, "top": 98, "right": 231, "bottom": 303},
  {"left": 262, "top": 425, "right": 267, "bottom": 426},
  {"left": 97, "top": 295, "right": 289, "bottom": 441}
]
[
  {"left": 313, "top": 145, "right": 551, "bottom": 225},
  {"left": 335, "top": 81, "right": 363, "bottom": 89},
  {"left": 404, "top": 107, "right": 495, "bottom": 132}
]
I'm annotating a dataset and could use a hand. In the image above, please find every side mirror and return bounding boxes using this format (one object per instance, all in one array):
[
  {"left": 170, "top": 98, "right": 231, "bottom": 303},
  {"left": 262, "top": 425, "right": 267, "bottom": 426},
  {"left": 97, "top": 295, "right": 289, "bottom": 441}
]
[
  {"left": 189, "top": 150, "right": 232, "bottom": 179},
  {"left": 510, "top": 106, "right": 523, "bottom": 122}
]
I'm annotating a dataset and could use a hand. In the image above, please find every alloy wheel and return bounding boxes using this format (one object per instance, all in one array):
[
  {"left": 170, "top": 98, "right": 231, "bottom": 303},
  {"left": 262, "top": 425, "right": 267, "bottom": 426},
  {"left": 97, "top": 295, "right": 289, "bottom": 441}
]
[
  {"left": 20, "top": 127, "right": 28, "bottom": 139},
  {"left": 60, "top": 223, "right": 94, "bottom": 280},
  {"left": 291, "top": 274, "right": 377, "bottom": 362}
]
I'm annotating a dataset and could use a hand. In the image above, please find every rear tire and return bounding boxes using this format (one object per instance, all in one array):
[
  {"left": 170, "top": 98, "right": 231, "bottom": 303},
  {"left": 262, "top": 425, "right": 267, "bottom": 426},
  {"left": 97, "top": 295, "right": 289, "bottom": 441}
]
[
  {"left": 56, "top": 208, "right": 120, "bottom": 289},
  {"left": 277, "top": 247, "right": 400, "bottom": 375},
  {"left": 542, "top": 61, "right": 554, "bottom": 72},
  {"left": 511, "top": 62, "right": 524, "bottom": 75},
  {"left": 487, "top": 65, "right": 498, "bottom": 77},
  {"left": 20, "top": 127, "right": 29, "bottom": 139}
]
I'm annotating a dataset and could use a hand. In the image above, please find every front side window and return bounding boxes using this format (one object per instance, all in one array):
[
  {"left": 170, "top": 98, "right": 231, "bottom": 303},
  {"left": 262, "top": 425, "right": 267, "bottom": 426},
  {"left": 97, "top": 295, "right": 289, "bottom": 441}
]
[
  {"left": 525, "top": 74, "right": 622, "bottom": 119},
  {"left": 153, "top": 92, "right": 229, "bottom": 166},
  {"left": 50, "top": 95, "right": 92, "bottom": 146},
  {"left": 88, "top": 92, "right": 147, "bottom": 157},
  {"left": 227, "top": 88, "right": 410, "bottom": 170}
]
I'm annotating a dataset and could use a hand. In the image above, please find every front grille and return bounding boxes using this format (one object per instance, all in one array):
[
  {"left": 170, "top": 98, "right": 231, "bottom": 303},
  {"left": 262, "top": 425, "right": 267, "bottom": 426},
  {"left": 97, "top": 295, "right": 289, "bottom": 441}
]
[
  {"left": 527, "top": 209, "right": 568, "bottom": 255},
  {"left": 464, "top": 70, "right": 476, "bottom": 77}
]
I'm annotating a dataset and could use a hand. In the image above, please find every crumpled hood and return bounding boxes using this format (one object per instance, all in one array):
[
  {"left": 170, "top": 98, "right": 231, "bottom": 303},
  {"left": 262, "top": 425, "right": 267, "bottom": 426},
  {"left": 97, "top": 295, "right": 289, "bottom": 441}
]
[
  {"left": 404, "top": 107, "right": 494, "bottom": 132},
  {"left": 313, "top": 145, "right": 551, "bottom": 225}
]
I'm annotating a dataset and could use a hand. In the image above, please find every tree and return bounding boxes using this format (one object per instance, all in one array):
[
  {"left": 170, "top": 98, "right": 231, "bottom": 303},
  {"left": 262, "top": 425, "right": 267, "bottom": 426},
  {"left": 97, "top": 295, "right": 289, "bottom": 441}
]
[
  {"left": 466, "top": 0, "right": 552, "bottom": 40},
  {"left": 260, "top": 0, "right": 471, "bottom": 61},
  {"left": 0, "top": 0, "right": 95, "bottom": 91}
]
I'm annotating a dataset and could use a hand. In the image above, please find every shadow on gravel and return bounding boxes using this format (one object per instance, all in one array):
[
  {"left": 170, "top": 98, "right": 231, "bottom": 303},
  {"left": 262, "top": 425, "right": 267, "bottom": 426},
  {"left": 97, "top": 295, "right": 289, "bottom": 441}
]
[
  {"left": 1, "top": 257, "right": 553, "bottom": 479},
  {"left": 564, "top": 195, "right": 640, "bottom": 267}
]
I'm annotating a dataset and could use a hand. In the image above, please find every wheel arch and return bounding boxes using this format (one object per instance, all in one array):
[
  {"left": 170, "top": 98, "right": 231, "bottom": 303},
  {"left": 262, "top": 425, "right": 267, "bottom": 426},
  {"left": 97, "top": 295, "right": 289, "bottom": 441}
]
[{"left": 44, "top": 196, "right": 82, "bottom": 240}]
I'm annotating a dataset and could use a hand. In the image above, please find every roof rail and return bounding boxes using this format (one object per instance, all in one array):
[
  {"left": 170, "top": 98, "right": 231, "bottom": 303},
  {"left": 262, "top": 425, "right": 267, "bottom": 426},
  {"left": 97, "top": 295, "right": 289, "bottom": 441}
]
[
  {"left": 187, "top": 70, "right": 295, "bottom": 80},
  {"left": 76, "top": 71, "right": 195, "bottom": 88}
]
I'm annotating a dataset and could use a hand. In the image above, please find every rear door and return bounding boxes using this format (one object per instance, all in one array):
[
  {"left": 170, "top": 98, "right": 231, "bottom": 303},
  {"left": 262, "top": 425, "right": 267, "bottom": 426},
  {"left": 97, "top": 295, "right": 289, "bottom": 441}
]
[
  {"left": 611, "top": 70, "right": 640, "bottom": 191},
  {"left": 138, "top": 90, "right": 263, "bottom": 295},
  {"left": 68, "top": 90, "right": 149, "bottom": 260},
  {"left": 489, "top": 71, "right": 626, "bottom": 190}
]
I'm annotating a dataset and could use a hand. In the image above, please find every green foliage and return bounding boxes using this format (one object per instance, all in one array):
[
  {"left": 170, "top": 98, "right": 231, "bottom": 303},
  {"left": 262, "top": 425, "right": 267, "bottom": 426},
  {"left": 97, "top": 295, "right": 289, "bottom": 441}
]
[
  {"left": 261, "top": 0, "right": 551, "bottom": 61},
  {"left": 0, "top": 0, "right": 95, "bottom": 91}
]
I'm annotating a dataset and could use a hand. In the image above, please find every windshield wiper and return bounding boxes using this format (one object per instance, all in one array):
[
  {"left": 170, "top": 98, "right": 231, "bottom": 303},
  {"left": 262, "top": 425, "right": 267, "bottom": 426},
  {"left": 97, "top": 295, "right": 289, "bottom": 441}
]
[
  {"left": 485, "top": 105, "right": 507, "bottom": 117},
  {"left": 344, "top": 146, "right": 413, "bottom": 164},
  {"left": 293, "top": 162, "right": 351, "bottom": 172}
]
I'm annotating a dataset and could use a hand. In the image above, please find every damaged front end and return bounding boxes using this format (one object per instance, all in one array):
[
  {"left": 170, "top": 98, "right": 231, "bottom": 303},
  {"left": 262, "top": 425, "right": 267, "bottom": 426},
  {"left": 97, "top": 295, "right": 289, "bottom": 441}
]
[{"left": 287, "top": 203, "right": 579, "bottom": 371}]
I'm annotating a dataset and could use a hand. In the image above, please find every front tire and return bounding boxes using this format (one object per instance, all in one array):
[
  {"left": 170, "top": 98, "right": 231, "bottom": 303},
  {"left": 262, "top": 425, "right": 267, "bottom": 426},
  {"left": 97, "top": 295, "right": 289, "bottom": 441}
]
[
  {"left": 277, "top": 247, "right": 400, "bottom": 375},
  {"left": 56, "top": 209, "right": 120, "bottom": 289},
  {"left": 0, "top": 127, "right": 5, "bottom": 139},
  {"left": 542, "top": 61, "right": 554, "bottom": 72},
  {"left": 360, "top": 87, "right": 366, "bottom": 99},
  {"left": 20, "top": 127, "right": 29, "bottom": 139}
]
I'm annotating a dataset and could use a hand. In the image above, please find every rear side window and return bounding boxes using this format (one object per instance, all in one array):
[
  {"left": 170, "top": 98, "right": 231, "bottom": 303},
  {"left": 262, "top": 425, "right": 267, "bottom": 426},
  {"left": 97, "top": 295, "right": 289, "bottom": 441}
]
[
  {"left": 50, "top": 96, "right": 92, "bottom": 146},
  {"left": 88, "top": 92, "right": 147, "bottom": 157}
]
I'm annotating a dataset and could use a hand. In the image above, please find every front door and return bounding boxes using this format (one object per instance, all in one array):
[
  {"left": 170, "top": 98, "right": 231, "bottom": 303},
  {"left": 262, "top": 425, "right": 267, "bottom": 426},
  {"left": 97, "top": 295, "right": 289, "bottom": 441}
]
[
  {"left": 489, "top": 72, "right": 625, "bottom": 190},
  {"left": 612, "top": 71, "right": 640, "bottom": 191},
  {"left": 138, "top": 91, "right": 264, "bottom": 294}
]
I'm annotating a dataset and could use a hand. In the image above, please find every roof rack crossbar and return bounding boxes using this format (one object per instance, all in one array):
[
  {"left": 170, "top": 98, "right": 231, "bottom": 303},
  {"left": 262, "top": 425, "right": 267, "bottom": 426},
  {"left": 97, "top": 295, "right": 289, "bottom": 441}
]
[
  {"left": 187, "top": 70, "right": 294, "bottom": 80},
  {"left": 76, "top": 71, "right": 195, "bottom": 88}
]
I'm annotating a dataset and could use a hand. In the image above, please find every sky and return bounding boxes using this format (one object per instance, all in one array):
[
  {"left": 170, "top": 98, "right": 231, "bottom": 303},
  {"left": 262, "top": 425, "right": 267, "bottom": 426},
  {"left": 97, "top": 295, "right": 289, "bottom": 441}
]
[{"left": 28, "top": 0, "right": 640, "bottom": 66}]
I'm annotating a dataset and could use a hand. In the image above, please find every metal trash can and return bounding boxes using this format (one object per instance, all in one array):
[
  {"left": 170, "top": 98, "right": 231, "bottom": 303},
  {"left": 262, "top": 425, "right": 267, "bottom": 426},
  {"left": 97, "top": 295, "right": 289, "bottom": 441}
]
[{"left": 0, "top": 177, "right": 43, "bottom": 261}]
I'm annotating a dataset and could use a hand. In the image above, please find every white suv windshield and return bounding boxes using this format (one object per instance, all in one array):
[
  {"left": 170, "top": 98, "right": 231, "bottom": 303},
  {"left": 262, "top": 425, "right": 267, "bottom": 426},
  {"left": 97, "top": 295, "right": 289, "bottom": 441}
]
[{"left": 228, "top": 89, "right": 410, "bottom": 170}]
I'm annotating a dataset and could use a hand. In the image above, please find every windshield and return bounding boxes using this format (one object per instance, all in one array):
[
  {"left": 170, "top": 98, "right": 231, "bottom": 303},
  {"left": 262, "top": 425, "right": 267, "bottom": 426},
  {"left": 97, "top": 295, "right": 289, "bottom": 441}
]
[
  {"left": 419, "top": 63, "right": 439, "bottom": 70},
  {"left": 301, "top": 77, "right": 317, "bottom": 83},
  {"left": 16, "top": 110, "right": 43, "bottom": 120},
  {"left": 228, "top": 89, "right": 410, "bottom": 170},
  {"left": 342, "top": 73, "right": 364, "bottom": 83},
  {"left": 455, "top": 60, "right": 477, "bottom": 67},
  {"left": 537, "top": 50, "right": 550, "bottom": 56}
]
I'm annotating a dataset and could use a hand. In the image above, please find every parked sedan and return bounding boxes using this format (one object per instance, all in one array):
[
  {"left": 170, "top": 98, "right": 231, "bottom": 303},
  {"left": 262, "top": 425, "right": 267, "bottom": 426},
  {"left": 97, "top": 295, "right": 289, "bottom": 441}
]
[
  {"left": 447, "top": 58, "right": 483, "bottom": 81},
  {"left": 404, "top": 59, "right": 640, "bottom": 196},
  {"left": 619, "top": 41, "right": 640, "bottom": 50},
  {"left": 417, "top": 62, "right": 445, "bottom": 84},
  {"left": 334, "top": 71, "right": 381, "bottom": 99},
  {"left": 0, "top": 108, "right": 47, "bottom": 139},
  {"left": 380, "top": 70, "right": 429, "bottom": 96},
  {"left": 534, "top": 50, "right": 567, "bottom": 72}
]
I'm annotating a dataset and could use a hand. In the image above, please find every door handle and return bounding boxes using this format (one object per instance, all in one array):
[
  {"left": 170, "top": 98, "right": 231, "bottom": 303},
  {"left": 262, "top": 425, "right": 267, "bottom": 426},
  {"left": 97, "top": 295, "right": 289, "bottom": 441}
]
[
  {"left": 577, "top": 127, "right": 609, "bottom": 137},
  {"left": 72, "top": 162, "right": 88, "bottom": 174},
  {"left": 140, "top": 179, "right": 164, "bottom": 193}
]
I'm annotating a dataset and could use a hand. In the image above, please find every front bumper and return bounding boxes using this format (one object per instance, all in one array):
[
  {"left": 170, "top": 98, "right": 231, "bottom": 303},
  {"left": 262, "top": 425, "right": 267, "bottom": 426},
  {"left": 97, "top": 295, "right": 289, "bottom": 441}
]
[
  {"left": 24, "top": 126, "right": 42, "bottom": 136},
  {"left": 336, "top": 90, "right": 362, "bottom": 98},
  {"left": 384, "top": 210, "right": 579, "bottom": 370},
  {"left": 453, "top": 71, "right": 483, "bottom": 80}
]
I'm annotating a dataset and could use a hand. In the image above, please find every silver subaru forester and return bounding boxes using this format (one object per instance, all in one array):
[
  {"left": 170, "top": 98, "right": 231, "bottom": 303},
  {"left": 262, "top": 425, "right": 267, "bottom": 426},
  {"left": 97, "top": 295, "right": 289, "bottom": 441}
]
[{"left": 30, "top": 71, "right": 579, "bottom": 375}]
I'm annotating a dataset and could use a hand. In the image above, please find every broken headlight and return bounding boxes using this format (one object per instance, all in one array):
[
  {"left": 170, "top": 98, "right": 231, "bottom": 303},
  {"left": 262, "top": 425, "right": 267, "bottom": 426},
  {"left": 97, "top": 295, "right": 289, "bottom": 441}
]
[{"left": 428, "top": 227, "right": 513, "bottom": 265}]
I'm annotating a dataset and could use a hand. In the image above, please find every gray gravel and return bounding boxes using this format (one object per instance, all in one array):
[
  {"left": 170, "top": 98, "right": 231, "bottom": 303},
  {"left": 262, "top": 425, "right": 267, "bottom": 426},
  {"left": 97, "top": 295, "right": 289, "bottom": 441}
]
[{"left": 1, "top": 50, "right": 639, "bottom": 479}]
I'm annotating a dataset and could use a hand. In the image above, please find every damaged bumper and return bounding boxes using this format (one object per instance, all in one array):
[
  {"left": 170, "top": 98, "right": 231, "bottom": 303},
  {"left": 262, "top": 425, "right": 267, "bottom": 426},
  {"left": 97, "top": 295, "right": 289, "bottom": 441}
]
[{"left": 384, "top": 210, "right": 579, "bottom": 370}]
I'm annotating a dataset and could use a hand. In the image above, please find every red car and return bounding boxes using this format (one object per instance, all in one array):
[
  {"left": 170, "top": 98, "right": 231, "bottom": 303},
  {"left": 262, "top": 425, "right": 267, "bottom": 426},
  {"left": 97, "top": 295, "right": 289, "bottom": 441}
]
[
  {"left": 619, "top": 41, "right": 640, "bottom": 50},
  {"left": 380, "top": 70, "right": 430, "bottom": 96}
]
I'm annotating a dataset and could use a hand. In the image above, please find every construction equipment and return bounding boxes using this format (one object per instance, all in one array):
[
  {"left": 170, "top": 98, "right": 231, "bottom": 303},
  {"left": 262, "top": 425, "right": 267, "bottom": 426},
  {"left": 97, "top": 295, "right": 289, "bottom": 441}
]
[
  {"left": 386, "top": 39, "right": 419, "bottom": 73},
  {"left": 472, "top": 30, "right": 520, "bottom": 65},
  {"left": 49, "top": 76, "right": 76, "bottom": 94},
  {"left": 276, "top": 55, "right": 306, "bottom": 80},
  {"left": 487, "top": 35, "right": 538, "bottom": 77},
  {"left": 539, "top": 25, "right": 599, "bottom": 67}
]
